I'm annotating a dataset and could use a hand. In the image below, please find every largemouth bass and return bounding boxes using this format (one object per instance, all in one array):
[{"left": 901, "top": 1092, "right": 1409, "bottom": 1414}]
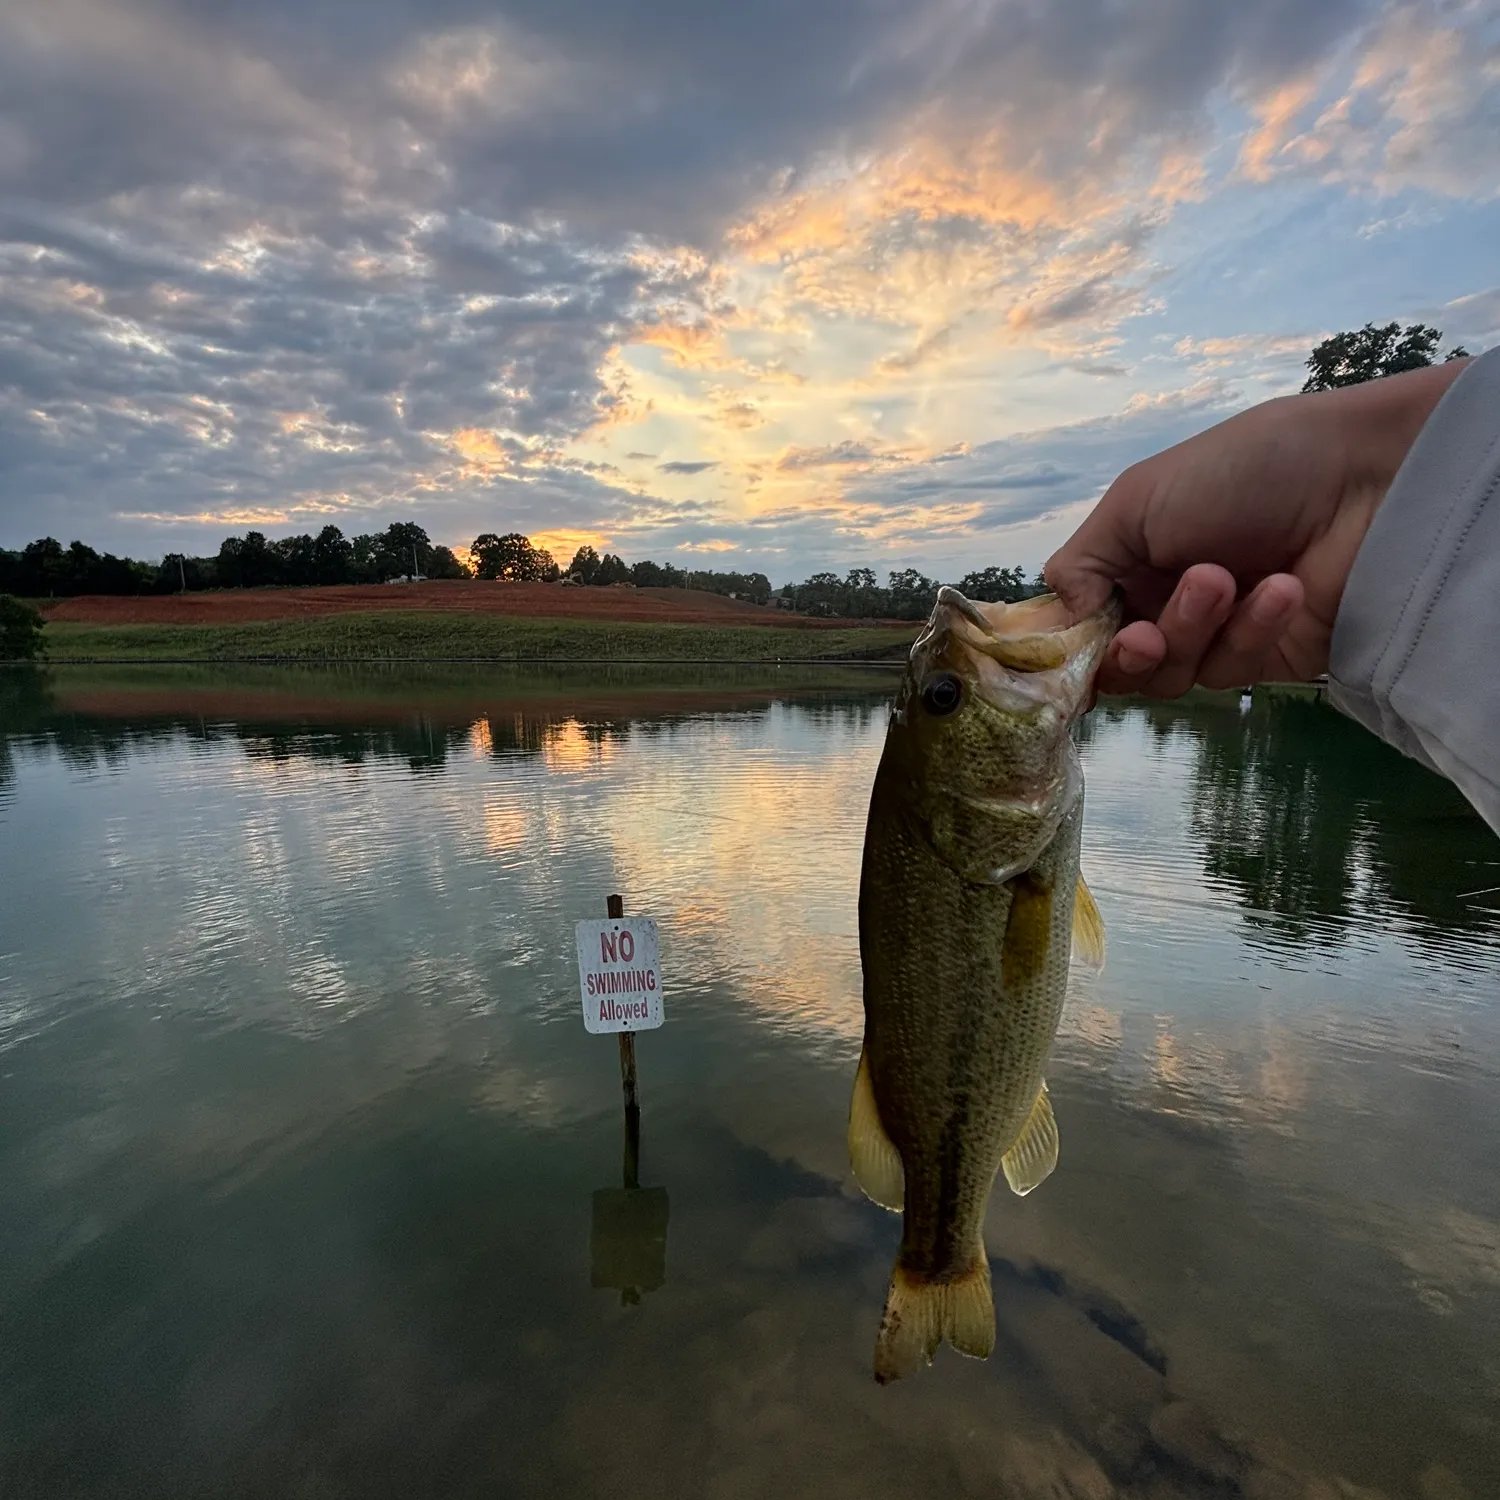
[{"left": 850, "top": 585, "right": 1120, "bottom": 1383}]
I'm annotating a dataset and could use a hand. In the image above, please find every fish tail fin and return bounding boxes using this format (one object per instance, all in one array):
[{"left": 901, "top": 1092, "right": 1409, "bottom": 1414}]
[{"left": 873, "top": 1251, "right": 994, "bottom": 1384}]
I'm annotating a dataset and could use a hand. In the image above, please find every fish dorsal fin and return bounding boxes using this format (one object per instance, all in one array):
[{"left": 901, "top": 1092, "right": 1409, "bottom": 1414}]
[
  {"left": 849, "top": 1046, "right": 904, "bottom": 1211},
  {"left": 1071, "top": 874, "right": 1106, "bottom": 973},
  {"left": 1001, "top": 1083, "right": 1059, "bottom": 1197}
]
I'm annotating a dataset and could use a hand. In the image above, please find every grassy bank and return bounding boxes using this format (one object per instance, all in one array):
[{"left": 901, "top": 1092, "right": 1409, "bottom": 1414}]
[{"left": 42, "top": 611, "right": 916, "bottom": 664}]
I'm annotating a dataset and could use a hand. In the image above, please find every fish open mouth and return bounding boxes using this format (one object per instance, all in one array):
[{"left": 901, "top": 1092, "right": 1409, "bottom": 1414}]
[{"left": 930, "top": 586, "right": 1121, "bottom": 674}]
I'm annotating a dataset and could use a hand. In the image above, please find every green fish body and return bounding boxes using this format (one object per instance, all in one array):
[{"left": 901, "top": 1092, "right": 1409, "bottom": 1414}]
[{"left": 850, "top": 587, "right": 1119, "bottom": 1382}]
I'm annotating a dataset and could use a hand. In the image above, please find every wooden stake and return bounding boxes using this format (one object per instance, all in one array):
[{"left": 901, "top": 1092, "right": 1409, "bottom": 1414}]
[{"left": 607, "top": 893, "right": 640, "bottom": 1117}]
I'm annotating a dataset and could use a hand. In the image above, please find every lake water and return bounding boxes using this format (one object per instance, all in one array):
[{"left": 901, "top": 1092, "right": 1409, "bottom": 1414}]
[{"left": 2, "top": 665, "right": 1498, "bottom": 1500}]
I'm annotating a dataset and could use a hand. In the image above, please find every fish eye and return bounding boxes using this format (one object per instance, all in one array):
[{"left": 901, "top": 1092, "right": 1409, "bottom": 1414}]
[{"left": 921, "top": 673, "right": 963, "bottom": 717}]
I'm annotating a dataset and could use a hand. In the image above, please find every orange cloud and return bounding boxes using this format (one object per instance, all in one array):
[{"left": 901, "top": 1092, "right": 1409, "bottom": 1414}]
[
  {"left": 627, "top": 320, "right": 805, "bottom": 386},
  {"left": 530, "top": 527, "right": 608, "bottom": 562},
  {"left": 633, "top": 320, "right": 724, "bottom": 367},
  {"left": 448, "top": 426, "right": 514, "bottom": 474},
  {"left": 1237, "top": 77, "right": 1321, "bottom": 182}
]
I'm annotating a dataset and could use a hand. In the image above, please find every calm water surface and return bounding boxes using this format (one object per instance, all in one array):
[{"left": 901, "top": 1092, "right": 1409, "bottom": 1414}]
[{"left": 2, "top": 665, "right": 1498, "bottom": 1500}]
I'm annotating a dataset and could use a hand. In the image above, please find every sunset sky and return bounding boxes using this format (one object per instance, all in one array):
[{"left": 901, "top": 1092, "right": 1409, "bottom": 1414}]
[{"left": 1, "top": 0, "right": 1496, "bottom": 581}]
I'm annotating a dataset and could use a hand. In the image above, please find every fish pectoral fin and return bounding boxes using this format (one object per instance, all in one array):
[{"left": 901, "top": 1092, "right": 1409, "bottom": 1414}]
[
  {"left": 1071, "top": 874, "right": 1107, "bottom": 973},
  {"left": 874, "top": 1253, "right": 995, "bottom": 1384},
  {"left": 1001, "top": 1083, "right": 1060, "bottom": 1196},
  {"left": 848, "top": 1046, "right": 904, "bottom": 1211}
]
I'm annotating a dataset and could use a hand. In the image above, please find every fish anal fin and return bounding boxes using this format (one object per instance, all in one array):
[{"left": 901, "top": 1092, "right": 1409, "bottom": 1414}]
[
  {"left": 1002, "top": 1083, "right": 1060, "bottom": 1197},
  {"left": 848, "top": 1046, "right": 904, "bottom": 1211},
  {"left": 874, "top": 1253, "right": 995, "bottom": 1384},
  {"left": 1071, "top": 874, "right": 1106, "bottom": 973}
]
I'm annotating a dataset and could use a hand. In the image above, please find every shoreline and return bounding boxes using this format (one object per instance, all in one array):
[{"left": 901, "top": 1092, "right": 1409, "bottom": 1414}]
[
  {"left": 22, "top": 654, "right": 909, "bottom": 667},
  {"left": 32, "top": 611, "right": 917, "bottom": 666}
]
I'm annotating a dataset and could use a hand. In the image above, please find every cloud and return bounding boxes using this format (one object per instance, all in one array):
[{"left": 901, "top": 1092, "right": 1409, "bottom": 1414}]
[
  {"left": 873, "top": 325, "right": 953, "bottom": 377},
  {"left": 0, "top": 0, "right": 1492, "bottom": 565},
  {"left": 711, "top": 395, "right": 766, "bottom": 431},
  {"left": 775, "top": 440, "right": 909, "bottom": 471},
  {"left": 1172, "top": 332, "right": 1313, "bottom": 385},
  {"left": 1432, "top": 285, "right": 1500, "bottom": 349},
  {"left": 1008, "top": 277, "right": 1131, "bottom": 332},
  {"left": 1233, "top": 1, "right": 1500, "bottom": 198},
  {"left": 838, "top": 381, "right": 1244, "bottom": 552}
]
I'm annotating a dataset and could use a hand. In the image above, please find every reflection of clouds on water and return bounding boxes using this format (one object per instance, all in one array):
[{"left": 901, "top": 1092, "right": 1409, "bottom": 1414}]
[
  {"left": 1056, "top": 1001, "right": 1123, "bottom": 1054},
  {"left": 541, "top": 718, "right": 625, "bottom": 773},
  {"left": 3, "top": 678, "right": 1500, "bottom": 1495}
]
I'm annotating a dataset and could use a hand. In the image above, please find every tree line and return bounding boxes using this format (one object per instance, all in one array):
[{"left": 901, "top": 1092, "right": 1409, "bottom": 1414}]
[
  {"left": 0, "top": 523, "right": 471, "bottom": 599},
  {"left": 0, "top": 522, "right": 1040, "bottom": 620}
]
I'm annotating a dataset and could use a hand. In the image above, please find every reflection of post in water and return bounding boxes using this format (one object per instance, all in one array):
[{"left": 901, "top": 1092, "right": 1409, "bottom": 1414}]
[
  {"left": 590, "top": 1102, "right": 669, "bottom": 1307},
  {"left": 590, "top": 892, "right": 668, "bottom": 1306}
]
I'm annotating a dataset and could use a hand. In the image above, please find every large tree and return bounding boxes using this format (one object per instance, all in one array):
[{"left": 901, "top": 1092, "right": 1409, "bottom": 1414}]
[
  {"left": 628, "top": 559, "right": 686, "bottom": 589},
  {"left": 567, "top": 545, "right": 602, "bottom": 584},
  {"left": 378, "top": 522, "right": 431, "bottom": 579},
  {"left": 426, "top": 545, "right": 472, "bottom": 580},
  {"left": 886, "top": 568, "right": 939, "bottom": 620},
  {"left": 471, "top": 532, "right": 553, "bottom": 581},
  {"left": 595, "top": 552, "right": 630, "bottom": 585},
  {"left": 236, "top": 531, "right": 277, "bottom": 588},
  {"left": 1302, "top": 321, "right": 1469, "bottom": 393},
  {"left": 270, "top": 532, "right": 317, "bottom": 586},
  {"left": 19, "top": 538, "right": 67, "bottom": 596},
  {"left": 957, "top": 564, "right": 1029, "bottom": 603},
  {"left": 312, "top": 525, "right": 353, "bottom": 585}
]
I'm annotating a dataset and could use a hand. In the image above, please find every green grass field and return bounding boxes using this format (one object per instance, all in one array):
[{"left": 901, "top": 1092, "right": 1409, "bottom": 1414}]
[{"left": 41, "top": 611, "right": 916, "bottom": 663}]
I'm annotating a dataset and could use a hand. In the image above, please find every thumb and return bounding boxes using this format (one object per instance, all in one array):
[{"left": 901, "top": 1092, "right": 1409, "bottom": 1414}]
[
  {"left": 1044, "top": 475, "right": 1149, "bottom": 620},
  {"left": 1043, "top": 550, "right": 1115, "bottom": 620},
  {"left": 1050, "top": 537, "right": 1128, "bottom": 618}
]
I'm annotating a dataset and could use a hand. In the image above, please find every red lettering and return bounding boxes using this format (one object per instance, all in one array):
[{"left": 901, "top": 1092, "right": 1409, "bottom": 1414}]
[
  {"left": 619, "top": 930, "right": 635, "bottom": 962},
  {"left": 600, "top": 931, "right": 618, "bottom": 963}
]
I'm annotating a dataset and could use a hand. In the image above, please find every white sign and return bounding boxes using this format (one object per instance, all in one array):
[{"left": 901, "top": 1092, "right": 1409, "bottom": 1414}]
[{"left": 575, "top": 917, "right": 664, "bottom": 1034}]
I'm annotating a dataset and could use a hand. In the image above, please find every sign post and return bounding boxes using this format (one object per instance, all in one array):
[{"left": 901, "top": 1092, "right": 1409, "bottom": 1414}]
[
  {"left": 580, "top": 893, "right": 669, "bottom": 1304},
  {"left": 609, "top": 894, "right": 637, "bottom": 1112},
  {"left": 575, "top": 895, "right": 663, "bottom": 1113}
]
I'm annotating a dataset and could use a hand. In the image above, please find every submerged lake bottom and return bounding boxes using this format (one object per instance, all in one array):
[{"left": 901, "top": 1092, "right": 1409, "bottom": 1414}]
[{"left": 2, "top": 663, "right": 1499, "bottom": 1500}]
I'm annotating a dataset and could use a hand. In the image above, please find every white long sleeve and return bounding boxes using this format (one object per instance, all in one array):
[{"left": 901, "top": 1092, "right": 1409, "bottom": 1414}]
[{"left": 1329, "top": 345, "right": 1500, "bottom": 835}]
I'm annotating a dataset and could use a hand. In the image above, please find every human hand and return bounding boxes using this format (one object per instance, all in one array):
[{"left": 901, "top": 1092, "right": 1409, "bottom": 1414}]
[{"left": 1044, "top": 360, "right": 1469, "bottom": 697}]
